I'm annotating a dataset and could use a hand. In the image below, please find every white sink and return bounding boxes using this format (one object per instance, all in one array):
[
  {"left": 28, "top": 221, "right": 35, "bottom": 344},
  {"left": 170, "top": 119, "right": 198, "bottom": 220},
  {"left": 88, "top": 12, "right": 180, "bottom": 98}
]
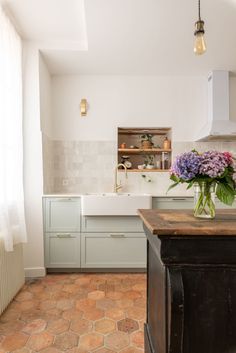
[{"left": 81, "top": 193, "right": 152, "bottom": 216}]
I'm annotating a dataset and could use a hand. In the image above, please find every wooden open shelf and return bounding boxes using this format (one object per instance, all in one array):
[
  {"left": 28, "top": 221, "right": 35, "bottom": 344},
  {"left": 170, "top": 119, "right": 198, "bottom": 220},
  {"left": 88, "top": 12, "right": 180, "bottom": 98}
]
[
  {"left": 118, "top": 127, "right": 172, "bottom": 172},
  {"left": 118, "top": 168, "right": 170, "bottom": 172},
  {"left": 118, "top": 148, "right": 172, "bottom": 154}
]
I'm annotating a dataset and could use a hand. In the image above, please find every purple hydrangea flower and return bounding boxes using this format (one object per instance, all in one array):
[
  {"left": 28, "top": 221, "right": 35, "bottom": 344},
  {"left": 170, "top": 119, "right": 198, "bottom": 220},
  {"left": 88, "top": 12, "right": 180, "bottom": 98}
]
[
  {"left": 171, "top": 151, "right": 201, "bottom": 180},
  {"left": 199, "top": 151, "right": 228, "bottom": 178}
]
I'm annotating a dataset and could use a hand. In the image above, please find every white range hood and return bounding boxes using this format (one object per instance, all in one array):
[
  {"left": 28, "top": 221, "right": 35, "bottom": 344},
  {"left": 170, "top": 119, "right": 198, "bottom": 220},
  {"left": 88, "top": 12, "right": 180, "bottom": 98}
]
[{"left": 196, "top": 70, "right": 236, "bottom": 142}]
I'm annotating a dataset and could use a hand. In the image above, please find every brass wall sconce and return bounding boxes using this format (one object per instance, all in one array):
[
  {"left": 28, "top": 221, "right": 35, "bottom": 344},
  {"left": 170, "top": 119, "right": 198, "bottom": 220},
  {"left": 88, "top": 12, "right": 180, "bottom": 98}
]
[{"left": 80, "top": 99, "right": 87, "bottom": 116}]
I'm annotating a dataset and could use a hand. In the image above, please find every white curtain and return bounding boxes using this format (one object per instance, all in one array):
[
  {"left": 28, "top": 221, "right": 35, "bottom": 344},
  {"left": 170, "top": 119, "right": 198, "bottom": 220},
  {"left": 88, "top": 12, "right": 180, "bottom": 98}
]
[{"left": 0, "top": 6, "right": 27, "bottom": 251}]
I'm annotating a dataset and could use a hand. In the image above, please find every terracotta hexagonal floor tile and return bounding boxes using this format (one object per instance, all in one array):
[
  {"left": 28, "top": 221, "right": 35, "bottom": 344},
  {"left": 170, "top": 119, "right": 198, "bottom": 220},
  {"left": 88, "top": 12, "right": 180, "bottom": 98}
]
[
  {"left": 0, "top": 321, "right": 24, "bottom": 335},
  {"left": 96, "top": 298, "right": 116, "bottom": 311},
  {"left": 130, "top": 331, "right": 144, "bottom": 349},
  {"left": 75, "top": 298, "right": 96, "bottom": 311},
  {"left": 9, "top": 348, "right": 31, "bottom": 353},
  {"left": 62, "top": 308, "right": 83, "bottom": 321},
  {"left": 95, "top": 318, "right": 116, "bottom": 334},
  {"left": 126, "top": 307, "right": 146, "bottom": 321},
  {"left": 94, "top": 348, "right": 116, "bottom": 353},
  {"left": 105, "top": 332, "right": 130, "bottom": 351},
  {"left": 52, "top": 291, "right": 70, "bottom": 301},
  {"left": 0, "top": 308, "right": 20, "bottom": 322},
  {"left": 88, "top": 290, "right": 105, "bottom": 300},
  {"left": 134, "top": 298, "right": 146, "bottom": 308},
  {"left": 22, "top": 319, "right": 47, "bottom": 334},
  {"left": 40, "top": 348, "right": 62, "bottom": 353},
  {"left": 78, "top": 333, "right": 104, "bottom": 351},
  {"left": 20, "top": 309, "right": 43, "bottom": 322},
  {"left": 74, "top": 277, "right": 91, "bottom": 286},
  {"left": 27, "top": 331, "right": 54, "bottom": 351},
  {"left": 106, "top": 291, "right": 124, "bottom": 300},
  {"left": 120, "top": 347, "right": 143, "bottom": 353},
  {"left": 83, "top": 308, "right": 104, "bottom": 321},
  {"left": 15, "top": 291, "right": 34, "bottom": 302},
  {"left": 105, "top": 308, "right": 125, "bottom": 320},
  {"left": 132, "top": 283, "right": 146, "bottom": 292},
  {"left": 19, "top": 300, "right": 39, "bottom": 312},
  {"left": 117, "top": 318, "right": 139, "bottom": 333},
  {"left": 53, "top": 332, "right": 79, "bottom": 351},
  {"left": 70, "top": 318, "right": 93, "bottom": 334},
  {"left": 1, "top": 333, "right": 28, "bottom": 351},
  {"left": 124, "top": 291, "right": 142, "bottom": 300},
  {"left": 39, "top": 300, "right": 57, "bottom": 311},
  {"left": 116, "top": 299, "right": 134, "bottom": 309},
  {"left": 66, "top": 348, "right": 90, "bottom": 353},
  {"left": 47, "top": 318, "right": 70, "bottom": 334},
  {"left": 56, "top": 299, "right": 74, "bottom": 311}
]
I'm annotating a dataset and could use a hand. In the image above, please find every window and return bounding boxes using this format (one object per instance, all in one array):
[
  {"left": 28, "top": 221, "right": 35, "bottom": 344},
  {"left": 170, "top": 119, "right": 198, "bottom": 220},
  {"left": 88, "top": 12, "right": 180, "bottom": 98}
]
[{"left": 0, "top": 6, "right": 26, "bottom": 251}]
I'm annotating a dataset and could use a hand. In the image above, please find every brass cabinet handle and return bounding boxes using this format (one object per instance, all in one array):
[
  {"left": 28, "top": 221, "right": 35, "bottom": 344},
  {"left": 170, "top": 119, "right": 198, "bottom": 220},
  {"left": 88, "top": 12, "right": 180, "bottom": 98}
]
[
  {"left": 172, "top": 198, "right": 187, "bottom": 201},
  {"left": 109, "top": 233, "right": 125, "bottom": 238},
  {"left": 56, "top": 233, "right": 72, "bottom": 238}
]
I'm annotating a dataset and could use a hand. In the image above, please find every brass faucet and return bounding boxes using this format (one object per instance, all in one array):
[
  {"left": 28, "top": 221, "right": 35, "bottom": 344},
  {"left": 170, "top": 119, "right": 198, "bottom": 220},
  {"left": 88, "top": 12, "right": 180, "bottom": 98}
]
[{"left": 114, "top": 163, "right": 128, "bottom": 193}]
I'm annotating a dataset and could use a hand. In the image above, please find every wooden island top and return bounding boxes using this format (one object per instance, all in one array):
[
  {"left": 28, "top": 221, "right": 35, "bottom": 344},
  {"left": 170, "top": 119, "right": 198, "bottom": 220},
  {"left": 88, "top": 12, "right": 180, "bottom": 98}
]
[{"left": 138, "top": 209, "right": 236, "bottom": 236}]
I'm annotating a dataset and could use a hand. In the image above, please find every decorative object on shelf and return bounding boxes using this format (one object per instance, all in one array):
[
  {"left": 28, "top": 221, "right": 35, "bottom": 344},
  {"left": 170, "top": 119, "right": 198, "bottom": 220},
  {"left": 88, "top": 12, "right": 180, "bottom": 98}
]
[
  {"left": 121, "top": 155, "right": 132, "bottom": 169},
  {"left": 140, "top": 134, "right": 153, "bottom": 149},
  {"left": 144, "top": 155, "right": 155, "bottom": 169},
  {"left": 120, "top": 142, "right": 126, "bottom": 149},
  {"left": 161, "top": 152, "right": 170, "bottom": 170},
  {"left": 194, "top": 0, "right": 206, "bottom": 55},
  {"left": 138, "top": 164, "right": 145, "bottom": 170},
  {"left": 168, "top": 150, "right": 236, "bottom": 219},
  {"left": 80, "top": 98, "right": 87, "bottom": 116},
  {"left": 163, "top": 137, "right": 171, "bottom": 150}
]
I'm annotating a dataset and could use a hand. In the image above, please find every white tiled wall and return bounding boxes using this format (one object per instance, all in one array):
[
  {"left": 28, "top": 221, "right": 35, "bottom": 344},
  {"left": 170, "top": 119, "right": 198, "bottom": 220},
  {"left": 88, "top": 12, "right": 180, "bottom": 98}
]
[{"left": 42, "top": 134, "right": 236, "bottom": 196}]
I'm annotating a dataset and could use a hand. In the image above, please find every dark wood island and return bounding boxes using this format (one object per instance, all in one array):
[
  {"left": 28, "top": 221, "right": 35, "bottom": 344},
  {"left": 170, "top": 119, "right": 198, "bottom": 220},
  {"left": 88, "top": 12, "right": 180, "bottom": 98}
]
[{"left": 138, "top": 209, "right": 236, "bottom": 353}]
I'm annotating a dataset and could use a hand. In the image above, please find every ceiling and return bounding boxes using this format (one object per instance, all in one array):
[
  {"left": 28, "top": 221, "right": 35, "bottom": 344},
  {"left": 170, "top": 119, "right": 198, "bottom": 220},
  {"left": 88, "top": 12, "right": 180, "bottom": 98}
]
[{"left": 2, "top": 0, "right": 236, "bottom": 75}]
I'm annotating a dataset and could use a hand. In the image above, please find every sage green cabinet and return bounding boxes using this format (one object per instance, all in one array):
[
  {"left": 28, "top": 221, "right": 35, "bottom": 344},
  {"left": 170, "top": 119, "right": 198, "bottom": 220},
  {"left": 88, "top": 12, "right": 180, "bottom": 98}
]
[
  {"left": 45, "top": 232, "right": 80, "bottom": 268},
  {"left": 43, "top": 197, "right": 81, "bottom": 268},
  {"left": 44, "top": 197, "right": 81, "bottom": 232},
  {"left": 81, "top": 215, "right": 146, "bottom": 269},
  {"left": 152, "top": 197, "right": 193, "bottom": 209},
  {"left": 152, "top": 196, "right": 236, "bottom": 209},
  {"left": 81, "top": 232, "right": 146, "bottom": 268}
]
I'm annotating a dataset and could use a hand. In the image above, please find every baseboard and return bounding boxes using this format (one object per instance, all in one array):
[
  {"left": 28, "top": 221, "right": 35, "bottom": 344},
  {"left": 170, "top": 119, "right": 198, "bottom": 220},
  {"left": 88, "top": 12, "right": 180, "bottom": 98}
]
[{"left": 24, "top": 267, "right": 46, "bottom": 278}]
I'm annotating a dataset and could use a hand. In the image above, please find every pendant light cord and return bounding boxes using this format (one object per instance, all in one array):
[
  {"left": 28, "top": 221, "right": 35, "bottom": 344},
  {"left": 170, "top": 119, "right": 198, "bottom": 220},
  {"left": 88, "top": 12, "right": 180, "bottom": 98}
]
[{"left": 198, "top": 0, "right": 201, "bottom": 21}]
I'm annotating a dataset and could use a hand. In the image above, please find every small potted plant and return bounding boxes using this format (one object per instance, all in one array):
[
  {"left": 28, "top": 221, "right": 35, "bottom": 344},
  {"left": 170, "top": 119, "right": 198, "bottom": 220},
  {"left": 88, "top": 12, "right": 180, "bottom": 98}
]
[
  {"left": 144, "top": 155, "right": 155, "bottom": 169},
  {"left": 140, "top": 134, "right": 153, "bottom": 149}
]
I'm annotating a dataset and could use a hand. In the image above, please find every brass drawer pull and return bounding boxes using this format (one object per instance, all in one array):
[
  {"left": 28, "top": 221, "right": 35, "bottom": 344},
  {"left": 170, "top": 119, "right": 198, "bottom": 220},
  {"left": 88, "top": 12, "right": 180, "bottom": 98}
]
[
  {"left": 109, "top": 233, "right": 125, "bottom": 238},
  {"left": 56, "top": 233, "right": 72, "bottom": 238}
]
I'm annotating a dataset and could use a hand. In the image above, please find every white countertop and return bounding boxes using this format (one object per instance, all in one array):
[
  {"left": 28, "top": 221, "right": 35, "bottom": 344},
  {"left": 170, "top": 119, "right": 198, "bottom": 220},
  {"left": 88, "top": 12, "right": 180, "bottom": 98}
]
[{"left": 43, "top": 194, "right": 193, "bottom": 198}]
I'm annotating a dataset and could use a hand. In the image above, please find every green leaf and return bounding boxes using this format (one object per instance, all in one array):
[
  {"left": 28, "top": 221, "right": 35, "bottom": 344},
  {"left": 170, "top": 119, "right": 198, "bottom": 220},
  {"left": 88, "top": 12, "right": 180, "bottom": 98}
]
[
  {"left": 186, "top": 180, "right": 195, "bottom": 189},
  {"left": 216, "top": 183, "right": 235, "bottom": 206},
  {"left": 167, "top": 182, "right": 179, "bottom": 193},
  {"left": 170, "top": 174, "right": 179, "bottom": 183}
]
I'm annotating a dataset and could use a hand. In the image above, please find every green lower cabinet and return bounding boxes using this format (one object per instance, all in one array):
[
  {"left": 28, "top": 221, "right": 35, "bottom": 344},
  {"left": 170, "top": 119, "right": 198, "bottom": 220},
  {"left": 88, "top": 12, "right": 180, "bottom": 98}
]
[
  {"left": 81, "top": 232, "right": 146, "bottom": 269},
  {"left": 45, "top": 232, "right": 80, "bottom": 268}
]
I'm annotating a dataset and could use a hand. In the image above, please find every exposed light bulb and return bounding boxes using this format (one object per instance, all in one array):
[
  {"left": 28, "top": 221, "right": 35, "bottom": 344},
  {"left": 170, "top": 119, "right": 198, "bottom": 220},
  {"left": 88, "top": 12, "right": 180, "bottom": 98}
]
[
  {"left": 194, "top": 19, "right": 206, "bottom": 55},
  {"left": 194, "top": 32, "right": 206, "bottom": 55}
]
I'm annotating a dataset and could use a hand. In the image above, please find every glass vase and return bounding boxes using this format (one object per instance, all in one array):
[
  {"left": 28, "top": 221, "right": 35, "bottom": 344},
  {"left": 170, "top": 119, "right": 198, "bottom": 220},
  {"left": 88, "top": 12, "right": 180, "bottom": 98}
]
[{"left": 194, "top": 182, "right": 216, "bottom": 219}]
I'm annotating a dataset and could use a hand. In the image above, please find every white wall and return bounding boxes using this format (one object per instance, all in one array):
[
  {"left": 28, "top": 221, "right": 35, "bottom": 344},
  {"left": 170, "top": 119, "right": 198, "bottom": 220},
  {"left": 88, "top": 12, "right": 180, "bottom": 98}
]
[
  {"left": 23, "top": 42, "right": 45, "bottom": 277},
  {"left": 39, "top": 53, "right": 52, "bottom": 138},
  {"left": 51, "top": 75, "right": 208, "bottom": 141}
]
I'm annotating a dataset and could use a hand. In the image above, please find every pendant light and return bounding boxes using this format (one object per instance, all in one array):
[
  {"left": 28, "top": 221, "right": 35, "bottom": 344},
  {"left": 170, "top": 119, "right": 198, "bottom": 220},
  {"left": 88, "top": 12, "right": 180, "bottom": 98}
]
[{"left": 194, "top": 0, "right": 206, "bottom": 55}]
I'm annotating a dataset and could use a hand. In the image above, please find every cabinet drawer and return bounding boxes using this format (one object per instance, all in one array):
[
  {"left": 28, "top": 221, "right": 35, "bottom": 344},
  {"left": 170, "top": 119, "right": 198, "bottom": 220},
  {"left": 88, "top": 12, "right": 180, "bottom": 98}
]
[
  {"left": 82, "top": 216, "right": 143, "bottom": 232},
  {"left": 81, "top": 232, "right": 146, "bottom": 268},
  {"left": 44, "top": 197, "right": 81, "bottom": 232},
  {"left": 45, "top": 232, "right": 80, "bottom": 268},
  {"left": 152, "top": 197, "right": 193, "bottom": 209}
]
